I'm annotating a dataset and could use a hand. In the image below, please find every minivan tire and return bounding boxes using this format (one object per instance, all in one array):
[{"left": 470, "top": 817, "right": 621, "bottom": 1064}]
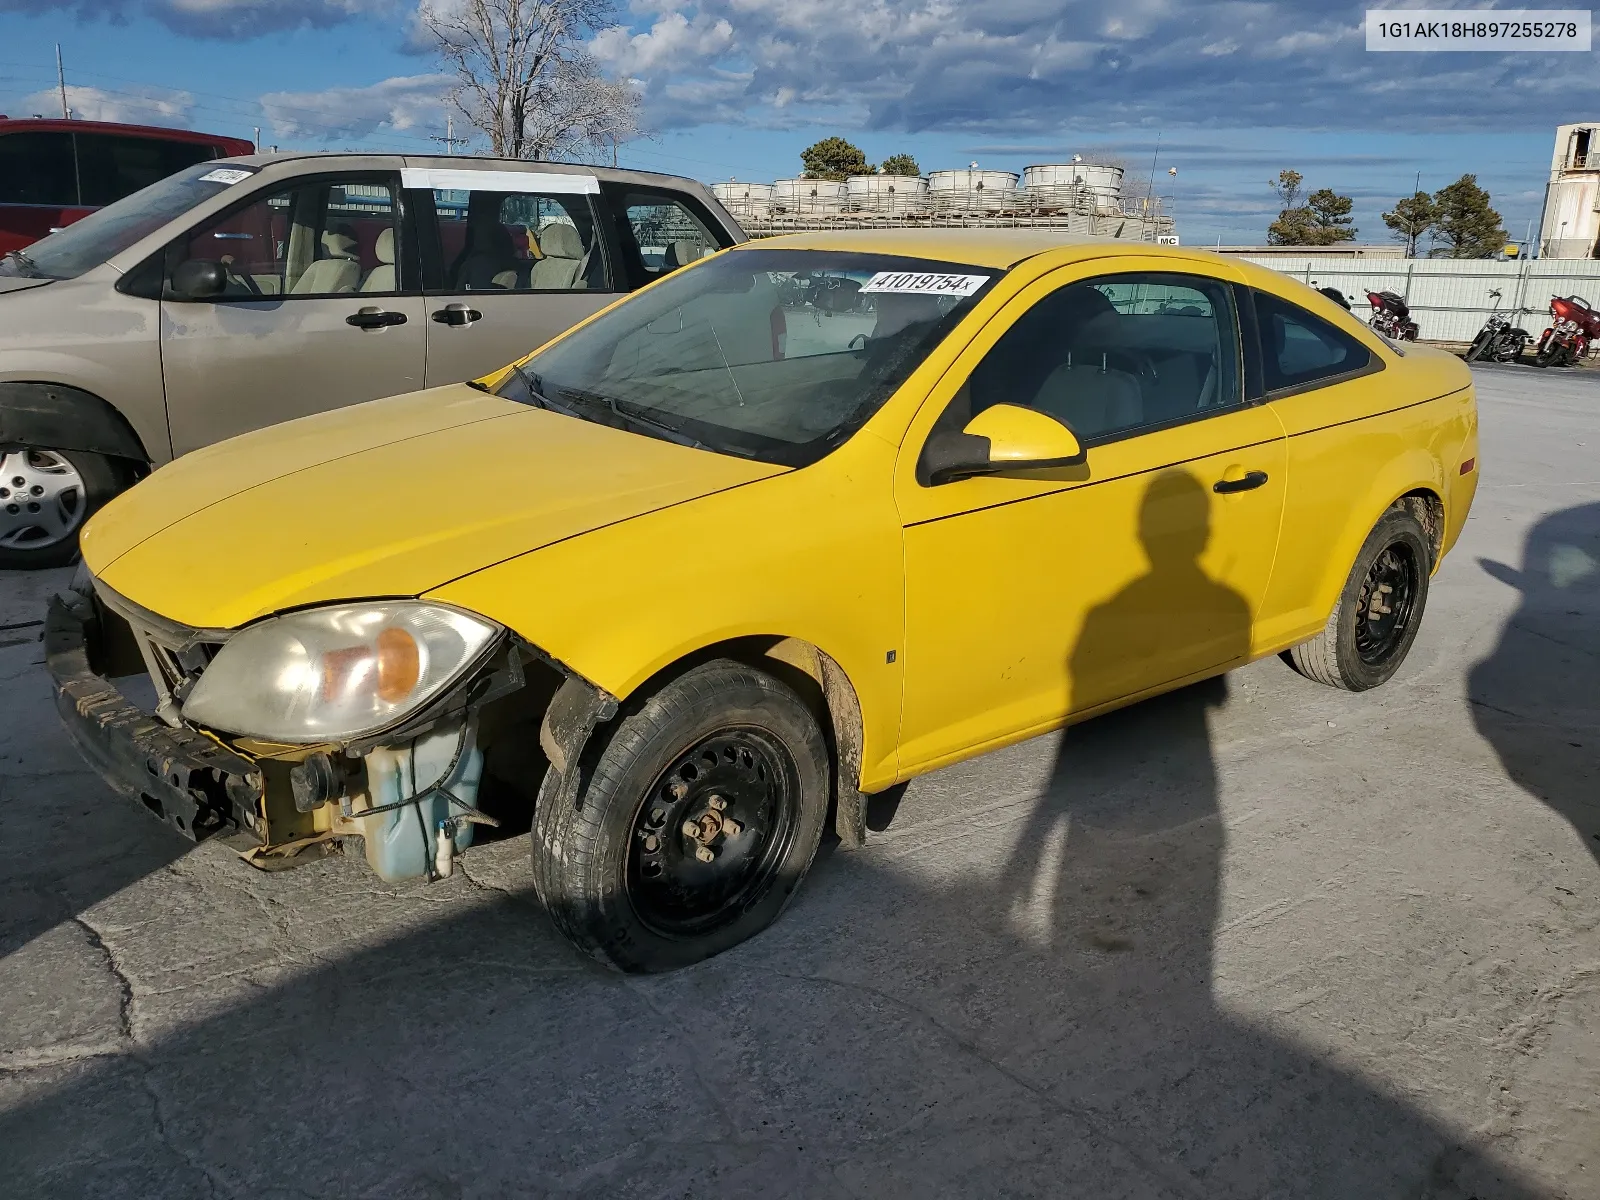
[
  {"left": 531, "top": 659, "right": 829, "bottom": 973},
  {"left": 1284, "top": 506, "right": 1431, "bottom": 691},
  {"left": 0, "top": 448, "right": 127, "bottom": 570}
]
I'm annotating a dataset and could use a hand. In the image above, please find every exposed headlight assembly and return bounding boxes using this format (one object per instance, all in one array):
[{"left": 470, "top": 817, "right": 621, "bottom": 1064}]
[{"left": 182, "top": 602, "right": 501, "bottom": 743}]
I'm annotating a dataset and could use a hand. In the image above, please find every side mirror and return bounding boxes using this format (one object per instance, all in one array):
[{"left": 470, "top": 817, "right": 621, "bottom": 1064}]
[
  {"left": 170, "top": 259, "right": 227, "bottom": 300},
  {"left": 919, "top": 402, "right": 1086, "bottom": 486}
]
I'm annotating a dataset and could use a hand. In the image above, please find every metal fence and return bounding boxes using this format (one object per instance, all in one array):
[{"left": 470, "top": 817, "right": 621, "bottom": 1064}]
[{"left": 1234, "top": 255, "right": 1600, "bottom": 343}]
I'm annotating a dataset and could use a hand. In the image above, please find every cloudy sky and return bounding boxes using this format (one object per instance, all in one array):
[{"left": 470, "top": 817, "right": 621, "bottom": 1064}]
[{"left": 0, "top": 0, "right": 1586, "bottom": 244}]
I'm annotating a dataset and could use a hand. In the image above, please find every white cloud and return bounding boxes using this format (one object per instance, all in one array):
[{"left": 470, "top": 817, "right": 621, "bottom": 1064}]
[
  {"left": 4, "top": 0, "right": 400, "bottom": 38},
  {"left": 591, "top": 11, "right": 734, "bottom": 75},
  {"left": 260, "top": 73, "right": 452, "bottom": 142},
  {"left": 19, "top": 84, "right": 195, "bottom": 127}
]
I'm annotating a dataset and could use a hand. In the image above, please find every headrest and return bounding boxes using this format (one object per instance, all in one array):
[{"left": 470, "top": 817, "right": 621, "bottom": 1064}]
[
  {"left": 539, "top": 222, "right": 584, "bottom": 259},
  {"left": 321, "top": 228, "right": 358, "bottom": 260},
  {"left": 374, "top": 227, "right": 395, "bottom": 265}
]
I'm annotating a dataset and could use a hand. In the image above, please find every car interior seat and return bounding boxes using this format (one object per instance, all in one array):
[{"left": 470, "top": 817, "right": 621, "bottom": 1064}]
[
  {"left": 662, "top": 240, "right": 704, "bottom": 271},
  {"left": 359, "top": 227, "right": 397, "bottom": 293},
  {"left": 290, "top": 225, "right": 360, "bottom": 294},
  {"left": 529, "top": 223, "right": 586, "bottom": 290}
]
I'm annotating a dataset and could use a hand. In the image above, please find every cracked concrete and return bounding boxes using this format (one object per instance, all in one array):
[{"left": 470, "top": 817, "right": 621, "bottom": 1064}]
[{"left": 1, "top": 364, "right": 1598, "bottom": 1198}]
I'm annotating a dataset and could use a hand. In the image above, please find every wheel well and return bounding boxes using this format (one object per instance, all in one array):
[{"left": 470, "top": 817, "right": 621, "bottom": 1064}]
[
  {"left": 621, "top": 635, "right": 869, "bottom": 847},
  {"left": 0, "top": 381, "right": 152, "bottom": 465},
  {"left": 1397, "top": 489, "right": 1444, "bottom": 567}
]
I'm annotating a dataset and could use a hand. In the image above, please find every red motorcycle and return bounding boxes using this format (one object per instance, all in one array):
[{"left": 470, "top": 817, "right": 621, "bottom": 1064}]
[
  {"left": 1365, "top": 289, "right": 1419, "bottom": 342},
  {"left": 1533, "top": 295, "right": 1600, "bottom": 368}
]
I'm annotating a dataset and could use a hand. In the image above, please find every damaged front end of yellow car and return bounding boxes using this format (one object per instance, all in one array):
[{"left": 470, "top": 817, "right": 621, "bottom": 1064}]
[{"left": 45, "top": 572, "right": 614, "bottom": 883}]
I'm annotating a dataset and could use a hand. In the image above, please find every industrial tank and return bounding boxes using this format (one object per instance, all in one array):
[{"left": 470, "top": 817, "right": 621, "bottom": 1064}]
[
  {"left": 927, "top": 168, "right": 1021, "bottom": 212},
  {"left": 1022, "top": 163, "right": 1124, "bottom": 213},
  {"left": 771, "top": 177, "right": 845, "bottom": 214},
  {"left": 711, "top": 180, "right": 775, "bottom": 217},
  {"left": 844, "top": 174, "right": 929, "bottom": 213}
]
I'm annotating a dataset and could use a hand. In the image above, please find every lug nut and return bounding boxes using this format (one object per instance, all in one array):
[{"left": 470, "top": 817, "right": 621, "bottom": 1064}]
[
  {"left": 694, "top": 845, "right": 715, "bottom": 863},
  {"left": 0, "top": 488, "right": 9, "bottom": 498},
  {"left": 721, "top": 817, "right": 742, "bottom": 837},
  {"left": 707, "top": 794, "right": 726, "bottom": 811},
  {"left": 30, "top": 485, "right": 44, "bottom": 496},
  {"left": 668, "top": 781, "right": 688, "bottom": 800},
  {"left": 682, "top": 820, "right": 701, "bottom": 839},
  {"left": 643, "top": 834, "right": 659, "bottom": 852},
  {"left": 11, "top": 477, "right": 24, "bottom": 487}
]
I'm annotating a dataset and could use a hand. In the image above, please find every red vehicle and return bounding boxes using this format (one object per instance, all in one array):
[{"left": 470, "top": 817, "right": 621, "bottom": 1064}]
[
  {"left": 1533, "top": 294, "right": 1600, "bottom": 368},
  {"left": 0, "top": 116, "right": 253, "bottom": 257}
]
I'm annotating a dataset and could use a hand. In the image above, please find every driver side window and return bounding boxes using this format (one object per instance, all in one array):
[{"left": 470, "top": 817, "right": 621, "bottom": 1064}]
[
  {"left": 170, "top": 177, "right": 401, "bottom": 298},
  {"left": 937, "top": 272, "right": 1242, "bottom": 445}
]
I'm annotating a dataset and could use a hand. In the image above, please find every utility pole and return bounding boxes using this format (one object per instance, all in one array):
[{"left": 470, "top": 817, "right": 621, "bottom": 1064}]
[
  {"left": 253, "top": 126, "right": 261, "bottom": 152},
  {"left": 431, "top": 112, "right": 468, "bottom": 156},
  {"left": 1142, "top": 132, "right": 1162, "bottom": 241},
  {"left": 55, "top": 44, "right": 69, "bottom": 118}
]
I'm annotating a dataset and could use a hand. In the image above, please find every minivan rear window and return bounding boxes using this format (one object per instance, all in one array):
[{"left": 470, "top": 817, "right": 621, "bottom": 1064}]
[
  {"left": 0, "top": 132, "right": 78, "bottom": 206},
  {"left": 76, "top": 134, "right": 221, "bottom": 206}
]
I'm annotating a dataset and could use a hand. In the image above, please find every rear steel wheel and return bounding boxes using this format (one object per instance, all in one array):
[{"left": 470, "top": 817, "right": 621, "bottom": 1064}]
[{"left": 1284, "top": 506, "right": 1431, "bottom": 691}]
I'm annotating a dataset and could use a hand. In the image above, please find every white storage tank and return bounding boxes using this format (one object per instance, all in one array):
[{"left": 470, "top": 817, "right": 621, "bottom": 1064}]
[
  {"left": 711, "top": 180, "right": 775, "bottom": 217},
  {"left": 1023, "top": 162, "right": 1125, "bottom": 213},
  {"left": 927, "top": 168, "right": 1021, "bottom": 212},
  {"left": 844, "top": 174, "right": 928, "bottom": 213},
  {"left": 771, "top": 177, "right": 845, "bottom": 214}
]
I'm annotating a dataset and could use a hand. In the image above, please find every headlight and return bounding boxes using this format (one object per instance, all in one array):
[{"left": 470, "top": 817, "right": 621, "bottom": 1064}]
[{"left": 182, "top": 602, "right": 500, "bottom": 743}]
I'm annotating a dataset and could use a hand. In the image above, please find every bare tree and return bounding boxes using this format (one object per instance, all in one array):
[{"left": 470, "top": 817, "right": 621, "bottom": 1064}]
[{"left": 420, "top": 0, "right": 639, "bottom": 162}]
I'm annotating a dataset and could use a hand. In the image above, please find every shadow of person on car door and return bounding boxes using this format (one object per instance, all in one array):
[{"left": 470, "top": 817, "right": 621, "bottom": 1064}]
[{"left": 1471, "top": 501, "right": 1600, "bottom": 867}]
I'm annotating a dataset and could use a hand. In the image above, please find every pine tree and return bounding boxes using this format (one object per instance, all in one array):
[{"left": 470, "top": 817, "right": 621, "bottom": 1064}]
[
  {"left": 879, "top": 153, "right": 921, "bottom": 177},
  {"left": 1382, "top": 192, "right": 1437, "bottom": 258},
  {"left": 801, "top": 137, "right": 874, "bottom": 181},
  {"left": 1429, "top": 175, "right": 1507, "bottom": 258},
  {"left": 1267, "top": 171, "right": 1357, "bottom": 245}
]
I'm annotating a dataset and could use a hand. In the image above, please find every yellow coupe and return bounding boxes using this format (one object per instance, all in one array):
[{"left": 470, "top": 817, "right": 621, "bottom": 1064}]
[{"left": 47, "top": 231, "right": 1478, "bottom": 971}]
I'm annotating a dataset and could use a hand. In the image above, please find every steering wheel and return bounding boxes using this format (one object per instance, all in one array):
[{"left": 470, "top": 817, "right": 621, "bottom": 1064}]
[
  {"left": 848, "top": 333, "right": 868, "bottom": 350},
  {"left": 221, "top": 259, "right": 261, "bottom": 296}
]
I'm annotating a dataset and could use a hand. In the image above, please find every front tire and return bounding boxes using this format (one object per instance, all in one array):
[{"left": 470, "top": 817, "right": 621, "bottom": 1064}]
[
  {"left": 0, "top": 448, "right": 128, "bottom": 570},
  {"left": 531, "top": 659, "right": 829, "bottom": 973},
  {"left": 1284, "top": 506, "right": 1431, "bottom": 691}
]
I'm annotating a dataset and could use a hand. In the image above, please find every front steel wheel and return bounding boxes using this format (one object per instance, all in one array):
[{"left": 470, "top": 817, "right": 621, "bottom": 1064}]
[{"left": 532, "top": 659, "right": 829, "bottom": 972}]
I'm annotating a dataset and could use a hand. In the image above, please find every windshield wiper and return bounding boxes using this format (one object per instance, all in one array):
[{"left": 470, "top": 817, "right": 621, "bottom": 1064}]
[
  {"left": 0, "top": 250, "right": 44, "bottom": 279},
  {"left": 559, "top": 387, "right": 710, "bottom": 451},
  {"left": 500, "top": 362, "right": 584, "bottom": 417}
]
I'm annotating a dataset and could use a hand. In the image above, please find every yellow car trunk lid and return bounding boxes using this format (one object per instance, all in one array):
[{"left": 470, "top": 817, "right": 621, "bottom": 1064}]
[{"left": 89, "top": 390, "right": 785, "bottom": 630}]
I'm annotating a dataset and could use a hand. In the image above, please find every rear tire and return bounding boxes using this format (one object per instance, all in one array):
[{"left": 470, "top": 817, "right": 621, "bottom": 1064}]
[
  {"left": 0, "top": 448, "right": 129, "bottom": 570},
  {"left": 531, "top": 659, "right": 829, "bottom": 973},
  {"left": 1284, "top": 507, "right": 1431, "bottom": 692}
]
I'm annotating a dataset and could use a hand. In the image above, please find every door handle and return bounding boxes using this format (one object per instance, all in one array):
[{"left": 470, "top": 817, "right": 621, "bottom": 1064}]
[
  {"left": 1213, "top": 470, "right": 1269, "bottom": 494},
  {"left": 432, "top": 303, "right": 483, "bottom": 327},
  {"left": 346, "top": 306, "right": 407, "bottom": 330}
]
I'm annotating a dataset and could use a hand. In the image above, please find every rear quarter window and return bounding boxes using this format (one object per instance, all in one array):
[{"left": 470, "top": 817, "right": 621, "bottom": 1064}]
[
  {"left": 75, "top": 134, "right": 221, "bottom": 207},
  {"left": 0, "top": 131, "right": 78, "bottom": 205},
  {"left": 1254, "top": 288, "right": 1376, "bottom": 395}
]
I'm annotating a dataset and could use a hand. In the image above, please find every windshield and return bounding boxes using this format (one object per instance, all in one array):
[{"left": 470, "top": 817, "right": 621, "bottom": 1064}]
[
  {"left": 499, "top": 248, "right": 1001, "bottom": 467},
  {"left": 0, "top": 161, "right": 256, "bottom": 281}
]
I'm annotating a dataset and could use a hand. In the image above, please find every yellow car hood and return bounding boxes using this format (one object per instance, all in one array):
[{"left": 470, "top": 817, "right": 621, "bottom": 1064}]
[{"left": 84, "top": 385, "right": 786, "bottom": 630}]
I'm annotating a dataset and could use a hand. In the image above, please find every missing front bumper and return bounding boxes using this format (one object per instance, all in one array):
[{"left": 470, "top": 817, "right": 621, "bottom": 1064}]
[{"left": 44, "top": 591, "right": 264, "bottom": 845}]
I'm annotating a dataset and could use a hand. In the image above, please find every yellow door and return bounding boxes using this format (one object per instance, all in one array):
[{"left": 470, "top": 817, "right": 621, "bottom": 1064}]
[{"left": 893, "top": 262, "right": 1288, "bottom": 776}]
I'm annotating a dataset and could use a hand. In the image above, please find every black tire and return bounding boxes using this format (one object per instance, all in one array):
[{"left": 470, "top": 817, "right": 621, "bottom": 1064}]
[
  {"left": 1535, "top": 343, "right": 1558, "bottom": 368},
  {"left": 1465, "top": 330, "right": 1491, "bottom": 363},
  {"left": 531, "top": 659, "right": 829, "bottom": 973},
  {"left": 0, "top": 448, "right": 129, "bottom": 570},
  {"left": 1284, "top": 506, "right": 1431, "bottom": 691}
]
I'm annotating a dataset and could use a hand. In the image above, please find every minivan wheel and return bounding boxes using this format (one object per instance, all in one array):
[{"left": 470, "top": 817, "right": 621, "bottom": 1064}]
[
  {"left": 1283, "top": 506, "right": 1431, "bottom": 691},
  {"left": 0, "top": 448, "right": 124, "bottom": 570},
  {"left": 531, "top": 659, "right": 829, "bottom": 973}
]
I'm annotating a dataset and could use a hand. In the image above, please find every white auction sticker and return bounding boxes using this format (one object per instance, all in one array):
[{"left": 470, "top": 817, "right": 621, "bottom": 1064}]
[
  {"left": 860, "top": 271, "right": 989, "bottom": 297},
  {"left": 198, "top": 168, "right": 255, "bottom": 185},
  {"left": 1366, "top": 9, "right": 1590, "bottom": 50}
]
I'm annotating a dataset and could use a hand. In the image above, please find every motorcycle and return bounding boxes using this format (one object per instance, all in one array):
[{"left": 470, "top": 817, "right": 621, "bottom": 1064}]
[
  {"left": 1532, "top": 295, "right": 1600, "bottom": 368},
  {"left": 1365, "top": 288, "right": 1419, "bottom": 342},
  {"left": 1465, "top": 288, "right": 1531, "bottom": 364}
]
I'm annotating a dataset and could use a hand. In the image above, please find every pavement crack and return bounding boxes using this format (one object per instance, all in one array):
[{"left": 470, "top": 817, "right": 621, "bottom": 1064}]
[
  {"left": 767, "top": 969, "right": 1212, "bottom": 1198},
  {"left": 72, "top": 914, "right": 136, "bottom": 1044}
]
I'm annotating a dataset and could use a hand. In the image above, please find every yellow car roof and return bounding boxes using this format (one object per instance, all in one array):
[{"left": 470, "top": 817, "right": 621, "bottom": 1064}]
[{"left": 731, "top": 228, "right": 1172, "bottom": 270}]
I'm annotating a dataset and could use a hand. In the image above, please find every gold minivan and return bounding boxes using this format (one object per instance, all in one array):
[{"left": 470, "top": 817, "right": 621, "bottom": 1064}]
[{"left": 0, "top": 153, "right": 744, "bottom": 567}]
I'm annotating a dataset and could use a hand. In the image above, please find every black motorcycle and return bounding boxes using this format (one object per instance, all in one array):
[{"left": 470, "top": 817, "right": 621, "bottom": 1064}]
[
  {"left": 1365, "top": 288, "right": 1419, "bottom": 341},
  {"left": 1465, "top": 288, "right": 1531, "bottom": 364}
]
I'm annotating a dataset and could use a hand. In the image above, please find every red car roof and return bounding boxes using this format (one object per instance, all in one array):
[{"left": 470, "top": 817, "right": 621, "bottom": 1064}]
[{"left": 0, "top": 115, "right": 253, "bottom": 154}]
